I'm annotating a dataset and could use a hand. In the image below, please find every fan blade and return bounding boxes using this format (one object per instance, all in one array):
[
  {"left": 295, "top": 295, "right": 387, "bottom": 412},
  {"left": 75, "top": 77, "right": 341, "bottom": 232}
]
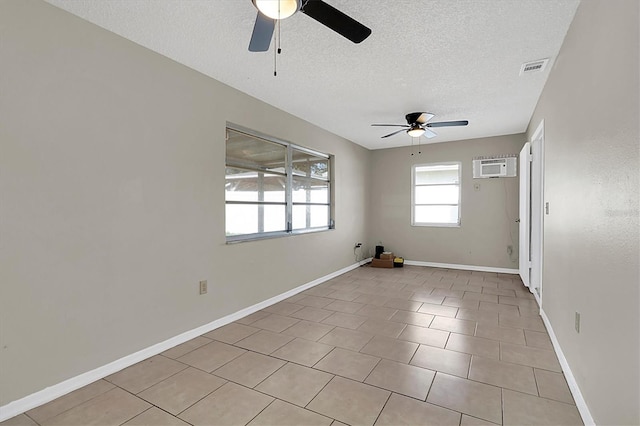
[
  {"left": 371, "top": 124, "right": 409, "bottom": 128},
  {"left": 426, "top": 120, "right": 469, "bottom": 128},
  {"left": 416, "top": 113, "right": 435, "bottom": 124},
  {"left": 381, "top": 129, "right": 407, "bottom": 138},
  {"left": 301, "top": 0, "right": 371, "bottom": 43},
  {"left": 249, "top": 12, "right": 275, "bottom": 52},
  {"left": 424, "top": 128, "right": 437, "bottom": 138}
]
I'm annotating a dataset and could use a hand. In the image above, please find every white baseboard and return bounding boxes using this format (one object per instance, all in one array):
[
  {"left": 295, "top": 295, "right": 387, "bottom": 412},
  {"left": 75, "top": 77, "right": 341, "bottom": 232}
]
[
  {"left": 540, "top": 308, "right": 595, "bottom": 426},
  {"left": 0, "top": 260, "right": 365, "bottom": 422},
  {"left": 403, "top": 260, "right": 519, "bottom": 275}
]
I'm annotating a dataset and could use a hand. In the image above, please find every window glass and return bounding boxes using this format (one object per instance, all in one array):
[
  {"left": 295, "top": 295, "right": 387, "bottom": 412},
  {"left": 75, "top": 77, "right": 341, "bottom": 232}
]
[
  {"left": 412, "top": 162, "right": 461, "bottom": 227},
  {"left": 225, "top": 127, "right": 332, "bottom": 241}
]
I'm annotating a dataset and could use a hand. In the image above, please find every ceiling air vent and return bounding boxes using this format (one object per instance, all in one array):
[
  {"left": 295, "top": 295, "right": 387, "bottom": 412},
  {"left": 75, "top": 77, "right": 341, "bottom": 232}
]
[{"left": 520, "top": 58, "right": 549, "bottom": 76}]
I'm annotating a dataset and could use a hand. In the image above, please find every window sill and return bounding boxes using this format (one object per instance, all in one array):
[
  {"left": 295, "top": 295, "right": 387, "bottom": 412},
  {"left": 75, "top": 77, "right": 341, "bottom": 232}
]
[{"left": 226, "top": 227, "right": 333, "bottom": 244}]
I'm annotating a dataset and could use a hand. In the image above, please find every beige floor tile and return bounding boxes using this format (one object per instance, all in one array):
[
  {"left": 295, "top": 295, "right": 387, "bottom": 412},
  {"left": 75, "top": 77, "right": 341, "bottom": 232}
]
[
  {"left": 418, "top": 303, "right": 459, "bottom": 318},
  {"left": 410, "top": 345, "right": 471, "bottom": 378},
  {"left": 390, "top": 310, "right": 435, "bottom": 327},
  {"left": 179, "top": 382, "right": 273, "bottom": 426},
  {"left": 303, "top": 286, "right": 336, "bottom": 297},
  {"left": 383, "top": 298, "right": 423, "bottom": 311},
  {"left": 430, "top": 316, "right": 476, "bottom": 335},
  {"left": 203, "top": 323, "right": 259, "bottom": 344},
  {"left": 255, "top": 362, "right": 333, "bottom": 406},
  {"left": 442, "top": 297, "right": 480, "bottom": 309},
  {"left": 376, "top": 393, "right": 461, "bottom": 426},
  {"left": 297, "top": 295, "right": 334, "bottom": 308},
  {"left": 503, "top": 389, "right": 582, "bottom": 425},
  {"left": 462, "top": 292, "right": 498, "bottom": 303},
  {"left": 500, "top": 342, "right": 562, "bottom": 372},
  {"left": 325, "top": 290, "right": 361, "bottom": 302},
  {"left": 456, "top": 308, "right": 499, "bottom": 325},
  {"left": 460, "top": 414, "right": 500, "bottom": 425},
  {"left": 123, "top": 407, "right": 191, "bottom": 425},
  {"left": 499, "top": 313, "right": 546, "bottom": 331},
  {"left": 236, "top": 311, "right": 271, "bottom": 325},
  {"left": 213, "top": 351, "right": 285, "bottom": 388},
  {"left": 411, "top": 293, "right": 446, "bottom": 305},
  {"left": 234, "top": 329, "right": 294, "bottom": 354},
  {"left": 138, "top": 367, "right": 226, "bottom": 415},
  {"left": 398, "top": 324, "right": 449, "bottom": 348},
  {"left": 482, "top": 287, "right": 517, "bottom": 297},
  {"left": 324, "top": 299, "right": 365, "bottom": 313},
  {"left": 0, "top": 415, "right": 38, "bottom": 426},
  {"left": 321, "top": 312, "right": 368, "bottom": 329},
  {"left": 41, "top": 388, "right": 150, "bottom": 426},
  {"left": 178, "top": 340, "right": 246, "bottom": 371},
  {"left": 498, "top": 296, "right": 539, "bottom": 309},
  {"left": 263, "top": 301, "right": 305, "bottom": 316},
  {"left": 290, "top": 306, "right": 333, "bottom": 322},
  {"left": 353, "top": 293, "right": 389, "bottom": 306},
  {"left": 26, "top": 380, "right": 114, "bottom": 424},
  {"left": 426, "top": 373, "right": 502, "bottom": 424},
  {"left": 431, "top": 288, "right": 465, "bottom": 298},
  {"left": 365, "top": 359, "right": 435, "bottom": 400},
  {"left": 282, "top": 319, "right": 335, "bottom": 341},
  {"left": 475, "top": 323, "right": 526, "bottom": 345},
  {"left": 314, "top": 347, "right": 380, "bottom": 381},
  {"left": 250, "top": 313, "right": 300, "bottom": 333},
  {"left": 451, "top": 283, "right": 484, "bottom": 294},
  {"left": 357, "top": 318, "right": 406, "bottom": 338},
  {"left": 271, "top": 337, "right": 334, "bottom": 367},
  {"left": 478, "top": 301, "right": 520, "bottom": 315},
  {"left": 355, "top": 304, "right": 398, "bottom": 320},
  {"left": 161, "top": 336, "right": 212, "bottom": 359},
  {"left": 534, "top": 369, "right": 575, "bottom": 404},
  {"left": 519, "top": 306, "right": 542, "bottom": 318},
  {"left": 307, "top": 377, "right": 390, "bottom": 426},
  {"left": 524, "top": 329, "right": 553, "bottom": 350},
  {"left": 318, "top": 327, "right": 374, "bottom": 351},
  {"left": 360, "top": 335, "right": 418, "bottom": 363},
  {"left": 445, "top": 333, "right": 500, "bottom": 359},
  {"left": 469, "top": 355, "right": 537, "bottom": 394},
  {"left": 248, "top": 400, "right": 332, "bottom": 426},
  {"left": 106, "top": 355, "right": 188, "bottom": 394}
]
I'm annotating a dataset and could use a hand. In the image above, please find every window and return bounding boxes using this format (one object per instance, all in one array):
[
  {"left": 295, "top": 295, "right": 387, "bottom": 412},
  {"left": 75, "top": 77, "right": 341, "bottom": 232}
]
[
  {"left": 412, "top": 162, "right": 461, "bottom": 226},
  {"left": 225, "top": 125, "right": 333, "bottom": 242}
]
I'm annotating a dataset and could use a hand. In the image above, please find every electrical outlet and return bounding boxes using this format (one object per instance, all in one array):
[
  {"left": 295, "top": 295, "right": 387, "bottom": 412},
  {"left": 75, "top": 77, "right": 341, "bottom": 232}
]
[
  {"left": 355, "top": 242, "right": 362, "bottom": 248},
  {"left": 575, "top": 311, "right": 580, "bottom": 333},
  {"left": 199, "top": 280, "right": 208, "bottom": 295}
]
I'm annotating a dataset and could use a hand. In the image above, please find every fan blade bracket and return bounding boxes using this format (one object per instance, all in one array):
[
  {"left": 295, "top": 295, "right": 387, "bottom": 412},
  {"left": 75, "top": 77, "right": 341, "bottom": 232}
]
[
  {"left": 371, "top": 124, "right": 410, "bottom": 128},
  {"left": 381, "top": 129, "right": 407, "bottom": 138},
  {"left": 301, "top": 0, "right": 371, "bottom": 43}
]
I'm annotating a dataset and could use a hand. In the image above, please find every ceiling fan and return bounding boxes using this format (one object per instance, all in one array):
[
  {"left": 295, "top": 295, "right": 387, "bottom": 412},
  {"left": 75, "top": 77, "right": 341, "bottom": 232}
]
[
  {"left": 372, "top": 112, "right": 469, "bottom": 139},
  {"left": 248, "top": 0, "right": 372, "bottom": 52}
]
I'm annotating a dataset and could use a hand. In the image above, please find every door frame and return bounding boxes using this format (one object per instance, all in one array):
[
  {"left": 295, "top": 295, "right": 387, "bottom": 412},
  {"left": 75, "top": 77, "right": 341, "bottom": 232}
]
[{"left": 529, "top": 120, "right": 545, "bottom": 306}]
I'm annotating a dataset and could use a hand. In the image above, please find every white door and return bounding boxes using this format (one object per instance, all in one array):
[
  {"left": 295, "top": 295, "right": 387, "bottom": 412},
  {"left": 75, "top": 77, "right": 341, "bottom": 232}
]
[
  {"left": 529, "top": 122, "right": 545, "bottom": 304},
  {"left": 519, "top": 142, "right": 531, "bottom": 288}
]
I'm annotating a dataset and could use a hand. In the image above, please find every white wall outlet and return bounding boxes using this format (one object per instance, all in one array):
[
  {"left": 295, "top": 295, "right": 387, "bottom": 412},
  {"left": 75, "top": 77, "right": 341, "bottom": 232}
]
[
  {"left": 575, "top": 311, "right": 580, "bottom": 333},
  {"left": 199, "top": 280, "right": 208, "bottom": 295}
]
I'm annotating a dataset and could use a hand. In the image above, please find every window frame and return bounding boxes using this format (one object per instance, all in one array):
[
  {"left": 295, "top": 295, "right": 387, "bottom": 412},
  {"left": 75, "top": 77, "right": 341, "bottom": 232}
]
[
  {"left": 411, "top": 161, "right": 462, "bottom": 227},
  {"left": 225, "top": 123, "right": 334, "bottom": 243}
]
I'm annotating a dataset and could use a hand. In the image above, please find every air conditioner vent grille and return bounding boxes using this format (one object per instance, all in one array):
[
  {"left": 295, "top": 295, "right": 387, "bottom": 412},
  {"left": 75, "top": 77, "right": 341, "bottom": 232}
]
[{"left": 520, "top": 58, "right": 549, "bottom": 75}]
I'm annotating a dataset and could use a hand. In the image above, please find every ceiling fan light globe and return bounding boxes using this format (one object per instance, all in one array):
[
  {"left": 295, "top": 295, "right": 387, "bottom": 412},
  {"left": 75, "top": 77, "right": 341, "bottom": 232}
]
[
  {"left": 407, "top": 127, "right": 425, "bottom": 138},
  {"left": 253, "top": 0, "right": 300, "bottom": 19}
]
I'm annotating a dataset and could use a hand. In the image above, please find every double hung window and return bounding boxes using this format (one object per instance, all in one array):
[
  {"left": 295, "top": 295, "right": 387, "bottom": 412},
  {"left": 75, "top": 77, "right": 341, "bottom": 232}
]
[
  {"left": 412, "top": 162, "right": 461, "bottom": 226},
  {"left": 225, "top": 125, "right": 332, "bottom": 241}
]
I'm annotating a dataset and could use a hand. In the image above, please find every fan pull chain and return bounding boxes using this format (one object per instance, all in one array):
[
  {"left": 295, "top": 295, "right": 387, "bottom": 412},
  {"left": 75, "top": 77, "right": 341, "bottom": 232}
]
[{"left": 274, "top": 3, "right": 283, "bottom": 77}]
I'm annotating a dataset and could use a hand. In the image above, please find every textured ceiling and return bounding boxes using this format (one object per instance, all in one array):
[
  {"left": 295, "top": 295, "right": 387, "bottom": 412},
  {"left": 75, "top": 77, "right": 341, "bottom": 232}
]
[{"left": 45, "top": 0, "right": 580, "bottom": 150}]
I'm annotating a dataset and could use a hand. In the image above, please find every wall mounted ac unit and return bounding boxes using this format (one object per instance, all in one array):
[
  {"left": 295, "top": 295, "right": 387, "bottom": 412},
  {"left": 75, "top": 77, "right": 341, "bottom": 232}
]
[{"left": 473, "top": 157, "right": 517, "bottom": 178}]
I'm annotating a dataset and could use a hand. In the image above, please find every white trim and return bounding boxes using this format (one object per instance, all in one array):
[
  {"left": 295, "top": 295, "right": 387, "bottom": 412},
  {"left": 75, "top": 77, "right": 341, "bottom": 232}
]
[
  {"left": 0, "top": 259, "right": 368, "bottom": 422},
  {"left": 403, "top": 260, "right": 518, "bottom": 275},
  {"left": 540, "top": 308, "right": 595, "bottom": 426}
]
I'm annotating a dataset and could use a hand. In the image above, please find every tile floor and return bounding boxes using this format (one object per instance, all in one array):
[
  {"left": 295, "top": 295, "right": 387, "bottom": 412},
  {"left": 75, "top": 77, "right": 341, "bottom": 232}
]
[{"left": 3, "top": 265, "right": 583, "bottom": 426}]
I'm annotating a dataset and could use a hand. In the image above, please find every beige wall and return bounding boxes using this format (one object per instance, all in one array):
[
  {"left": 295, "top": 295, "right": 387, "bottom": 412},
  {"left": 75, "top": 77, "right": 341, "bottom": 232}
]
[
  {"left": 369, "top": 135, "right": 525, "bottom": 269},
  {"left": 527, "top": 0, "right": 639, "bottom": 424},
  {"left": 0, "top": 0, "right": 370, "bottom": 405}
]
